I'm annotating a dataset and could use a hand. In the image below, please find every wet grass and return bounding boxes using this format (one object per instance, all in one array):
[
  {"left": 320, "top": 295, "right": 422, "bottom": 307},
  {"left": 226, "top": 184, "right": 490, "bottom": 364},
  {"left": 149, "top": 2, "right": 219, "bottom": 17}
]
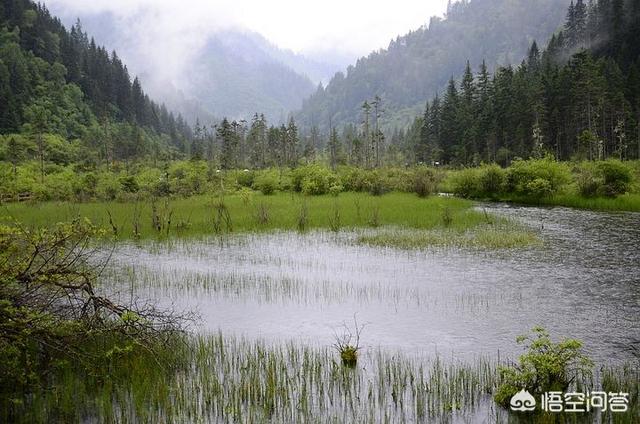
[
  {"left": 1, "top": 192, "right": 499, "bottom": 241},
  {"left": 357, "top": 223, "right": 541, "bottom": 250},
  {"left": 531, "top": 193, "right": 640, "bottom": 212},
  {"left": 5, "top": 332, "right": 637, "bottom": 423}
]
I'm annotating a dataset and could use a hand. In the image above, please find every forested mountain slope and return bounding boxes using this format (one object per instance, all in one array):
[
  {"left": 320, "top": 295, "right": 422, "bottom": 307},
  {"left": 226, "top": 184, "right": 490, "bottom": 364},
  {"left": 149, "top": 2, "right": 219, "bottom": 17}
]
[
  {"left": 42, "top": 4, "right": 337, "bottom": 123},
  {"left": 296, "top": 0, "right": 571, "bottom": 130},
  {"left": 0, "top": 0, "right": 192, "bottom": 163},
  {"left": 404, "top": 0, "right": 640, "bottom": 165}
]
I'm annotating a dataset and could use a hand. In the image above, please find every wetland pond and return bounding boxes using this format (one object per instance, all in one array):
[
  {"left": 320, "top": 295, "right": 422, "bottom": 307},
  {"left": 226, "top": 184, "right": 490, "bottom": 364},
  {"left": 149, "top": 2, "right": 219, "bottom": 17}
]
[{"left": 100, "top": 204, "right": 640, "bottom": 422}]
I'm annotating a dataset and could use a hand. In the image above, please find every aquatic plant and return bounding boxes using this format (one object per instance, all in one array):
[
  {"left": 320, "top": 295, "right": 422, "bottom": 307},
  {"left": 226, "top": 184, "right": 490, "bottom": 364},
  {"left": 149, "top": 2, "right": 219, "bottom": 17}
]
[
  {"left": 333, "top": 317, "right": 365, "bottom": 368},
  {"left": 494, "top": 327, "right": 593, "bottom": 408}
]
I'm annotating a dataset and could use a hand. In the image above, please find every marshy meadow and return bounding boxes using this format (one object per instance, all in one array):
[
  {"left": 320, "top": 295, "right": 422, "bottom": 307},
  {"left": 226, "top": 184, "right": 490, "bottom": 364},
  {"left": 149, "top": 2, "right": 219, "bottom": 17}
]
[{"left": 1, "top": 186, "right": 638, "bottom": 423}]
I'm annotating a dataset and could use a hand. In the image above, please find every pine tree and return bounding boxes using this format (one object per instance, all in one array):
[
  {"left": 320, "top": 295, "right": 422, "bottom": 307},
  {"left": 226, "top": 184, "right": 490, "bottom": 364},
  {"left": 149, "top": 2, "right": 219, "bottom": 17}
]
[{"left": 440, "top": 78, "right": 460, "bottom": 163}]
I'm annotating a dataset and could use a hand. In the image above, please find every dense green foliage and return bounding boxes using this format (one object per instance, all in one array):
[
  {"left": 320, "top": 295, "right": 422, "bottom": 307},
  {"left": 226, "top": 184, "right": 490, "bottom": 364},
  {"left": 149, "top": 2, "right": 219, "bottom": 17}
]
[
  {"left": 447, "top": 158, "right": 640, "bottom": 209},
  {"left": 495, "top": 327, "right": 593, "bottom": 409},
  {"left": 0, "top": 0, "right": 192, "bottom": 163},
  {"left": 405, "top": 0, "right": 640, "bottom": 165}
]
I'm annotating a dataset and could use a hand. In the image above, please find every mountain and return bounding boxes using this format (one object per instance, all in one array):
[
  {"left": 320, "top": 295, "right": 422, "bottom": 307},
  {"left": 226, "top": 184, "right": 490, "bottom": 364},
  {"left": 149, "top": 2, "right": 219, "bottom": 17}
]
[
  {"left": 41, "top": 5, "right": 342, "bottom": 124},
  {"left": 401, "top": 0, "right": 640, "bottom": 166},
  {"left": 295, "top": 0, "right": 572, "bottom": 131},
  {"left": 0, "top": 0, "right": 191, "bottom": 161},
  {"left": 186, "top": 31, "right": 316, "bottom": 123}
]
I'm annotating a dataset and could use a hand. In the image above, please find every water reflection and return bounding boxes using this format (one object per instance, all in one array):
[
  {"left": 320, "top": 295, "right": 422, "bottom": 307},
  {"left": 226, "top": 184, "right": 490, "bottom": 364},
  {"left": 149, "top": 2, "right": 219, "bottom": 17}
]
[{"left": 104, "top": 204, "right": 640, "bottom": 363}]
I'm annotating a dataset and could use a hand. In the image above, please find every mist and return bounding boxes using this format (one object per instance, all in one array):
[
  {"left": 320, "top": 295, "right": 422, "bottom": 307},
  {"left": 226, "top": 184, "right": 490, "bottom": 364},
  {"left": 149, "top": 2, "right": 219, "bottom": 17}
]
[{"left": 42, "top": 0, "right": 449, "bottom": 122}]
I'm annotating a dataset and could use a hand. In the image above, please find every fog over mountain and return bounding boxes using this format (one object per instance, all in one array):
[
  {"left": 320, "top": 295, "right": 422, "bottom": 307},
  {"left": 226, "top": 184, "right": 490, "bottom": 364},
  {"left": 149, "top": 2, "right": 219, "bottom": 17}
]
[
  {"left": 43, "top": 5, "right": 348, "bottom": 124},
  {"left": 43, "top": 0, "right": 446, "bottom": 125},
  {"left": 296, "top": 0, "right": 573, "bottom": 131}
]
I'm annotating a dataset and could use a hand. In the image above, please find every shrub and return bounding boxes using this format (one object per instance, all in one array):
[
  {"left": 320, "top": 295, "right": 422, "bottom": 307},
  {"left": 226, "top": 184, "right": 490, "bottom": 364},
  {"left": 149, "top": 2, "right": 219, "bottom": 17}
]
[
  {"left": 576, "top": 160, "right": 632, "bottom": 198},
  {"left": 525, "top": 178, "right": 553, "bottom": 200},
  {"left": 299, "top": 164, "right": 337, "bottom": 195},
  {"left": 253, "top": 170, "right": 279, "bottom": 195},
  {"left": 235, "top": 170, "right": 255, "bottom": 188},
  {"left": 384, "top": 168, "right": 414, "bottom": 192},
  {"left": 329, "top": 184, "right": 344, "bottom": 197},
  {"left": 494, "top": 327, "right": 593, "bottom": 409},
  {"left": 338, "top": 166, "right": 368, "bottom": 192},
  {"left": 507, "top": 157, "right": 571, "bottom": 198},
  {"left": 96, "top": 174, "right": 121, "bottom": 201},
  {"left": 478, "top": 164, "right": 505, "bottom": 196},
  {"left": 597, "top": 159, "right": 632, "bottom": 197},
  {"left": 168, "top": 161, "right": 207, "bottom": 197},
  {"left": 576, "top": 163, "right": 600, "bottom": 197},
  {"left": 412, "top": 167, "right": 438, "bottom": 197},
  {"left": 81, "top": 172, "right": 98, "bottom": 198},
  {"left": 451, "top": 168, "right": 480, "bottom": 198},
  {"left": 367, "top": 171, "right": 388, "bottom": 196},
  {"left": 137, "top": 167, "right": 169, "bottom": 197},
  {"left": 119, "top": 175, "right": 139, "bottom": 193}
]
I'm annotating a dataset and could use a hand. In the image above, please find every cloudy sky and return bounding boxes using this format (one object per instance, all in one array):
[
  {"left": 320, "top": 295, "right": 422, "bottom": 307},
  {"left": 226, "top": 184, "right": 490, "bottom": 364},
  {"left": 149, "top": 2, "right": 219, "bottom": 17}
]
[{"left": 43, "top": 0, "right": 449, "bottom": 59}]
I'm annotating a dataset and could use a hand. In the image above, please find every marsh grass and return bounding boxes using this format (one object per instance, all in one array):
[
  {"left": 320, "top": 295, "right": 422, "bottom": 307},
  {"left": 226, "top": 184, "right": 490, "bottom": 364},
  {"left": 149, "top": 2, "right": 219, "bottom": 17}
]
[
  {"left": 0, "top": 192, "right": 495, "bottom": 241},
  {"left": 297, "top": 200, "right": 309, "bottom": 232},
  {"left": 536, "top": 193, "right": 640, "bottom": 212},
  {"left": 328, "top": 204, "right": 341, "bottom": 233},
  {"left": 255, "top": 202, "right": 270, "bottom": 226},
  {"left": 7, "top": 332, "right": 636, "bottom": 423},
  {"left": 358, "top": 222, "right": 541, "bottom": 250}
]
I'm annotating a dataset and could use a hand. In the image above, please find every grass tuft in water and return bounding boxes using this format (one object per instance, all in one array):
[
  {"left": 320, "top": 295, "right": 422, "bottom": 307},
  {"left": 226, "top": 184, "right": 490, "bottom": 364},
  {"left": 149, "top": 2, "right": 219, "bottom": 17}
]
[{"left": 358, "top": 223, "right": 540, "bottom": 250}]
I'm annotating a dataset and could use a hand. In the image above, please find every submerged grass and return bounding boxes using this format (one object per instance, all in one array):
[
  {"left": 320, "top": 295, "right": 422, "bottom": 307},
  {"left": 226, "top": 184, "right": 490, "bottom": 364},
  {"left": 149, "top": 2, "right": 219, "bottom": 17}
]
[
  {"left": 0, "top": 192, "right": 496, "bottom": 241},
  {"left": 6, "top": 332, "right": 637, "bottom": 423},
  {"left": 358, "top": 223, "right": 541, "bottom": 250},
  {"left": 533, "top": 193, "right": 640, "bottom": 212}
]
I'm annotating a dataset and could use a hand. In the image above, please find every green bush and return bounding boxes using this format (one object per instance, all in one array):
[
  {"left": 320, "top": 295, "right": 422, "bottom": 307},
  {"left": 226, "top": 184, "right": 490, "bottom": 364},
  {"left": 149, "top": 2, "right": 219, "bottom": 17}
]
[
  {"left": 494, "top": 327, "right": 593, "bottom": 409},
  {"left": 507, "top": 157, "right": 571, "bottom": 198},
  {"left": 329, "top": 184, "right": 344, "bottom": 197},
  {"left": 137, "top": 167, "right": 169, "bottom": 197},
  {"left": 167, "top": 161, "right": 208, "bottom": 197},
  {"left": 451, "top": 168, "right": 480, "bottom": 198},
  {"left": 338, "top": 166, "right": 369, "bottom": 192},
  {"left": 412, "top": 167, "right": 438, "bottom": 197},
  {"left": 576, "top": 163, "right": 600, "bottom": 197},
  {"left": 96, "top": 173, "right": 121, "bottom": 201},
  {"left": 478, "top": 164, "right": 505, "bottom": 196},
  {"left": 119, "top": 175, "right": 139, "bottom": 193},
  {"left": 299, "top": 164, "right": 337, "bottom": 195},
  {"left": 235, "top": 170, "right": 255, "bottom": 188},
  {"left": 383, "top": 168, "right": 414, "bottom": 192},
  {"left": 253, "top": 170, "right": 279, "bottom": 195},
  {"left": 597, "top": 159, "right": 632, "bottom": 197},
  {"left": 576, "top": 160, "right": 633, "bottom": 198}
]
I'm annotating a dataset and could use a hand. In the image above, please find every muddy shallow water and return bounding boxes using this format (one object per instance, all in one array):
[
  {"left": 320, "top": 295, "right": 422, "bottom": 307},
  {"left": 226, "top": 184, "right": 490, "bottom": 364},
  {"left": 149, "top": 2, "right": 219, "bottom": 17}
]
[{"left": 104, "top": 203, "right": 640, "bottom": 364}]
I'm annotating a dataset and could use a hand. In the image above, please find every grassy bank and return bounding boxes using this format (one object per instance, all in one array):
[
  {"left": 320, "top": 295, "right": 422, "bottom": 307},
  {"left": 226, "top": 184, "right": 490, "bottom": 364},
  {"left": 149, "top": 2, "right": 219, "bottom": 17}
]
[
  {"left": 0, "top": 192, "right": 528, "bottom": 243},
  {"left": 501, "top": 192, "right": 640, "bottom": 212},
  {"left": 442, "top": 158, "right": 640, "bottom": 212}
]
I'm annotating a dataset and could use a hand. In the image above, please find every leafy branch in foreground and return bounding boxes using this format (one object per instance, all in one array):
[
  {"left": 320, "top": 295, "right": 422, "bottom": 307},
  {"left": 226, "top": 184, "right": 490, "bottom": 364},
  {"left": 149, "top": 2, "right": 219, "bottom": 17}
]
[
  {"left": 0, "top": 218, "right": 192, "bottom": 398},
  {"left": 494, "top": 326, "right": 593, "bottom": 408}
]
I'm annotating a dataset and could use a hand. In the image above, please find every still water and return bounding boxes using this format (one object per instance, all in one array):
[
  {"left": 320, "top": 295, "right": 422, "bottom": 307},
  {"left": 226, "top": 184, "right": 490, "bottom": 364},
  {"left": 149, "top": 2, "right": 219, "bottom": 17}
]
[{"left": 105, "top": 204, "right": 640, "bottom": 364}]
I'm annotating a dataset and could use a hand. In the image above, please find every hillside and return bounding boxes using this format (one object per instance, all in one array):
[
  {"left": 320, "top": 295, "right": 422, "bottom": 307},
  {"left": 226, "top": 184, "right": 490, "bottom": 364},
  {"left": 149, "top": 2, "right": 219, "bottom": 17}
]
[
  {"left": 400, "top": 0, "right": 640, "bottom": 165},
  {"left": 42, "top": 4, "right": 341, "bottom": 123},
  {"left": 0, "top": 0, "right": 192, "bottom": 163},
  {"left": 296, "top": 0, "right": 571, "bottom": 130}
]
